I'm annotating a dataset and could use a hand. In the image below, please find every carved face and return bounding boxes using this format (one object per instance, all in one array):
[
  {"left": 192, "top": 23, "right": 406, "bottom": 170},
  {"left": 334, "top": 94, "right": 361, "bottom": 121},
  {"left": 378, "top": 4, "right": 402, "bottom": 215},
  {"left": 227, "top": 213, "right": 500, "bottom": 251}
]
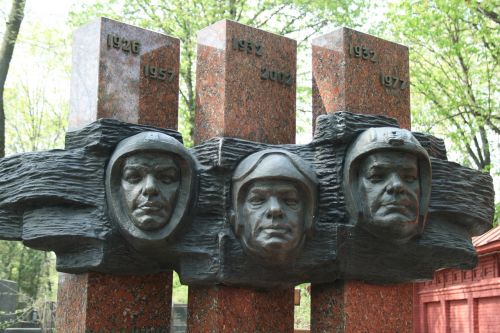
[
  {"left": 121, "top": 152, "right": 180, "bottom": 231},
  {"left": 239, "top": 179, "right": 305, "bottom": 260},
  {"left": 358, "top": 151, "right": 420, "bottom": 240}
]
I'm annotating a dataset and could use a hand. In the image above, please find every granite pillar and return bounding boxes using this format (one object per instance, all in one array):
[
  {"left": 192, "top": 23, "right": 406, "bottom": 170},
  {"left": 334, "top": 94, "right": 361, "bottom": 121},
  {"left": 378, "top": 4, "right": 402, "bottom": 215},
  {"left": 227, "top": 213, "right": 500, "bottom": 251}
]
[
  {"left": 69, "top": 17, "right": 180, "bottom": 130},
  {"left": 195, "top": 19, "right": 296, "bottom": 144},
  {"left": 187, "top": 19, "right": 296, "bottom": 332},
  {"left": 311, "top": 27, "right": 413, "bottom": 333},
  {"left": 188, "top": 286, "right": 294, "bottom": 332},
  {"left": 57, "top": 17, "right": 180, "bottom": 333},
  {"left": 311, "top": 281, "right": 413, "bottom": 333},
  {"left": 56, "top": 273, "right": 172, "bottom": 332},
  {"left": 312, "top": 27, "right": 410, "bottom": 131}
]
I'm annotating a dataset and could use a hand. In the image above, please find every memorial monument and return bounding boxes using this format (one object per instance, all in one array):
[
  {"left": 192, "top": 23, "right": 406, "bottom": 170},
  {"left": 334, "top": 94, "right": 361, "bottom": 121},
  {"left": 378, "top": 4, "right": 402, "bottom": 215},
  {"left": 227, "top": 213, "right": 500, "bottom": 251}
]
[
  {"left": 0, "top": 18, "right": 495, "bottom": 333},
  {"left": 0, "top": 112, "right": 492, "bottom": 286}
]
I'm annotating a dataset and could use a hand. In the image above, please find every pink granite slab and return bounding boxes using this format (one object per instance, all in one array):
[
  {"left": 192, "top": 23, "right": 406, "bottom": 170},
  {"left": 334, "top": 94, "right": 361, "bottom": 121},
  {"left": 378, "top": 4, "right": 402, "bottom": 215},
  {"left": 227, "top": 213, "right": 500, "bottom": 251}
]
[
  {"left": 69, "top": 17, "right": 180, "bottom": 130},
  {"left": 312, "top": 27, "right": 410, "bottom": 130}
]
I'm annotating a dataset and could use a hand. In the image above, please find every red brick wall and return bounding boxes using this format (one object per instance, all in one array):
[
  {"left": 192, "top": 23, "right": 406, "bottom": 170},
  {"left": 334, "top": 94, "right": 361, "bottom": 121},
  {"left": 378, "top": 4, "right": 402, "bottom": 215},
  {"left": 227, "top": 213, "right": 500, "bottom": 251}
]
[{"left": 415, "top": 252, "right": 500, "bottom": 333}]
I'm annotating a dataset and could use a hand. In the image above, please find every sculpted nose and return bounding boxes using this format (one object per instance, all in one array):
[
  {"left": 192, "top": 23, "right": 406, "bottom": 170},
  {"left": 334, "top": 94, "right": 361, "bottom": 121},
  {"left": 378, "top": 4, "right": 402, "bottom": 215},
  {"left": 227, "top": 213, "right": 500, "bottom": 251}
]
[
  {"left": 266, "top": 196, "right": 284, "bottom": 218},
  {"left": 386, "top": 174, "right": 405, "bottom": 194},
  {"left": 143, "top": 174, "right": 159, "bottom": 196}
]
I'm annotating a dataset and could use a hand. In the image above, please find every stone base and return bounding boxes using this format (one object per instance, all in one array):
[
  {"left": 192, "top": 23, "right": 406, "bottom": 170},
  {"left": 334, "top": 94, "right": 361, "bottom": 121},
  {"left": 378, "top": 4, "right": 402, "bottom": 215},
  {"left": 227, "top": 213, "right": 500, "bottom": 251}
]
[
  {"left": 187, "top": 286, "right": 294, "bottom": 332},
  {"left": 311, "top": 280, "right": 413, "bottom": 333},
  {"left": 56, "top": 272, "right": 172, "bottom": 333}
]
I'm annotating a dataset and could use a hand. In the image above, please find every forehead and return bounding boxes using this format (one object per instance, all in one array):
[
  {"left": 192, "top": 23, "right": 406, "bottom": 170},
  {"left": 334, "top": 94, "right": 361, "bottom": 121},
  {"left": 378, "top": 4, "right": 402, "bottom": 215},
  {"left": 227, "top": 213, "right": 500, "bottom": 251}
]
[
  {"left": 360, "top": 151, "right": 418, "bottom": 170},
  {"left": 247, "top": 179, "right": 300, "bottom": 193},
  {"left": 123, "top": 152, "right": 177, "bottom": 168}
]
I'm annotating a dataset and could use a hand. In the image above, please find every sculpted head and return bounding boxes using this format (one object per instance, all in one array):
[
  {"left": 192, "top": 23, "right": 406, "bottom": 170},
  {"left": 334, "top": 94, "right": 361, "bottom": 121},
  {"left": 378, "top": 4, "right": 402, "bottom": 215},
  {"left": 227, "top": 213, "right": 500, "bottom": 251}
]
[
  {"left": 106, "top": 132, "right": 196, "bottom": 249},
  {"left": 344, "top": 127, "right": 431, "bottom": 243},
  {"left": 232, "top": 150, "right": 318, "bottom": 264},
  {"left": 121, "top": 152, "right": 179, "bottom": 230}
]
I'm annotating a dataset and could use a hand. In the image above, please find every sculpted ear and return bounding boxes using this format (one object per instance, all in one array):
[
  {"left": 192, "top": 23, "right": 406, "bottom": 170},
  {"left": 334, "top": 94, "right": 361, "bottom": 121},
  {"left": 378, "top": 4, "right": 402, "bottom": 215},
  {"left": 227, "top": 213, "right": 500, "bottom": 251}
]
[{"left": 229, "top": 210, "right": 242, "bottom": 236}]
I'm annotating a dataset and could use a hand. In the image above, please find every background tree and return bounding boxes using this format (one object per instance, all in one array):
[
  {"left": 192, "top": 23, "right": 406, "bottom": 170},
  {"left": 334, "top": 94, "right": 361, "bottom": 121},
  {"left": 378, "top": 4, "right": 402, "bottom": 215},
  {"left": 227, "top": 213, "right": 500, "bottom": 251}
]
[
  {"left": 0, "top": 4, "right": 69, "bottom": 304},
  {"left": 68, "top": 0, "right": 373, "bottom": 145},
  {"left": 0, "top": 0, "right": 25, "bottom": 158},
  {"left": 3, "top": 23, "right": 69, "bottom": 154},
  {"left": 0, "top": 242, "right": 56, "bottom": 300},
  {"left": 383, "top": 0, "right": 498, "bottom": 174}
]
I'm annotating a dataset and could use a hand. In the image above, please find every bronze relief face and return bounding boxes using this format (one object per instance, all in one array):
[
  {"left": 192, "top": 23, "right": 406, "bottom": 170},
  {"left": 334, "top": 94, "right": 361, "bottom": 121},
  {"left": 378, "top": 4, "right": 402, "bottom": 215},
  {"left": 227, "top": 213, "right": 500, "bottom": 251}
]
[
  {"left": 344, "top": 127, "right": 431, "bottom": 243},
  {"left": 121, "top": 152, "right": 180, "bottom": 231},
  {"left": 358, "top": 151, "right": 420, "bottom": 240},
  {"left": 106, "top": 132, "right": 197, "bottom": 250},
  {"left": 240, "top": 179, "right": 305, "bottom": 259},
  {"left": 232, "top": 149, "right": 318, "bottom": 264}
]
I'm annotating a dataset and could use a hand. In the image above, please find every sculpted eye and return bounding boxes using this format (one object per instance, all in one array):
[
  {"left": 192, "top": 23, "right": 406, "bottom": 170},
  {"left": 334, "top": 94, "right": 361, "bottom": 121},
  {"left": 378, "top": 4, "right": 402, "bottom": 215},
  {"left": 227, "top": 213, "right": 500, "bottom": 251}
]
[
  {"left": 157, "top": 169, "right": 179, "bottom": 184},
  {"left": 248, "top": 195, "right": 265, "bottom": 206},
  {"left": 123, "top": 171, "right": 142, "bottom": 184},
  {"left": 367, "top": 173, "right": 384, "bottom": 183},
  {"left": 403, "top": 175, "right": 417, "bottom": 183},
  {"left": 158, "top": 173, "right": 178, "bottom": 184},
  {"left": 284, "top": 197, "right": 299, "bottom": 207}
]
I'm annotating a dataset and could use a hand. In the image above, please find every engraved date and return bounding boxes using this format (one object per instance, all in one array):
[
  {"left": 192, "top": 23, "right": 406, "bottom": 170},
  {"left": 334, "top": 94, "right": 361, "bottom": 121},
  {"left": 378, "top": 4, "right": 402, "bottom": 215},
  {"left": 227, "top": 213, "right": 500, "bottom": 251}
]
[
  {"left": 143, "top": 65, "right": 175, "bottom": 82},
  {"left": 107, "top": 34, "right": 140, "bottom": 54},
  {"left": 349, "top": 43, "right": 376, "bottom": 63},
  {"left": 260, "top": 67, "right": 293, "bottom": 86},
  {"left": 232, "top": 37, "right": 262, "bottom": 56},
  {"left": 380, "top": 73, "right": 407, "bottom": 90}
]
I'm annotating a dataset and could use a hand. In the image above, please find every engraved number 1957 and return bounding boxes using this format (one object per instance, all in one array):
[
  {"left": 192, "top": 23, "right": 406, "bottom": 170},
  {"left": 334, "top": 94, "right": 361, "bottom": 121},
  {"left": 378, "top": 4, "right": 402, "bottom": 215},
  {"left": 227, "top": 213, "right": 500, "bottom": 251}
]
[{"left": 144, "top": 65, "right": 175, "bottom": 82}]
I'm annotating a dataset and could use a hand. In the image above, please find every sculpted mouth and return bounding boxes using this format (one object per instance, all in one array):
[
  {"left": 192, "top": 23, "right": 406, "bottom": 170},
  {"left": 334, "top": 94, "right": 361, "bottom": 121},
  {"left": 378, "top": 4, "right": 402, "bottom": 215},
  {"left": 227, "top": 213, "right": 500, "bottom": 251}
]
[
  {"left": 260, "top": 225, "right": 292, "bottom": 234},
  {"left": 138, "top": 201, "right": 164, "bottom": 211},
  {"left": 382, "top": 200, "right": 411, "bottom": 208}
]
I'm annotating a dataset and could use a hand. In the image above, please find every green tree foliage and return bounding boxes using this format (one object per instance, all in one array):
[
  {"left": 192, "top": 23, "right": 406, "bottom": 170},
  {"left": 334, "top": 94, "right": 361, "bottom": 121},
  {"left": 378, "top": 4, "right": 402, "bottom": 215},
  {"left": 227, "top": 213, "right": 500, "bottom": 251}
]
[
  {"left": 0, "top": 241, "right": 57, "bottom": 300},
  {"left": 294, "top": 283, "right": 311, "bottom": 329},
  {"left": 172, "top": 271, "right": 188, "bottom": 304},
  {"left": 4, "top": 23, "right": 69, "bottom": 154},
  {"left": 68, "top": 0, "right": 372, "bottom": 145},
  {"left": 0, "top": 0, "right": 26, "bottom": 158},
  {"left": 0, "top": 15, "right": 68, "bottom": 304},
  {"left": 384, "top": 0, "right": 499, "bottom": 174}
]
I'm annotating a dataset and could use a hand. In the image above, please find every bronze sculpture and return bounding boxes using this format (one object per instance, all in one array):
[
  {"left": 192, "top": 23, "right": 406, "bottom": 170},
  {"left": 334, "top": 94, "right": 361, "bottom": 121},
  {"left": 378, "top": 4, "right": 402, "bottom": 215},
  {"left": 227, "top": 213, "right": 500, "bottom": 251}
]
[
  {"left": 120, "top": 152, "right": 180, "bottom": 231},
  {"left": 343, "top": 127, "right": 432, "bottom": 243},
  {"left": 106, "top": 131, "right": 197, "bottom": 251},
  {"left": 231, "top": 149, "right": 318, "bottom": 264},
  {"left": 0, "top": 113, "right": 492, "bottom": 286}
]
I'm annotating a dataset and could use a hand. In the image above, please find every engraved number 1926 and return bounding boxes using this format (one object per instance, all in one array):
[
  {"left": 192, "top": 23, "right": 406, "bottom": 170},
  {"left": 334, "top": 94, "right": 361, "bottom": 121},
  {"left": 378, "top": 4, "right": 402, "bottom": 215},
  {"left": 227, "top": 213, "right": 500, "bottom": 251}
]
[{"left": 107, "top": 34, "right": 140, "bottom": 54}]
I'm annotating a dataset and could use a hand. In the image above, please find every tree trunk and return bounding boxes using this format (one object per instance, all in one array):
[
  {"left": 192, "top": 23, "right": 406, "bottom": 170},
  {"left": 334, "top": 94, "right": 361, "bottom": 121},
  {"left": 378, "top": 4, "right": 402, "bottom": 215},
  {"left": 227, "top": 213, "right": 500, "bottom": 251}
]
[{"left": 0, "top": 0, "right": 26, "bottom": 158}]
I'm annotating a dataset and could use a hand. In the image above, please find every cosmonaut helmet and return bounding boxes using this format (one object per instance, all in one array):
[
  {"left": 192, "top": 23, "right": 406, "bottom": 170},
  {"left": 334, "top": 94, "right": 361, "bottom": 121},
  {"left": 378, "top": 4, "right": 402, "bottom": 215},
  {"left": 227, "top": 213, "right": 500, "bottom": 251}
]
[
  {"left": 343, "top": 127, "right": 431, "bottom": 241},
  {"left": 232, "top": 149, "right": 318, "bottom": 246}
]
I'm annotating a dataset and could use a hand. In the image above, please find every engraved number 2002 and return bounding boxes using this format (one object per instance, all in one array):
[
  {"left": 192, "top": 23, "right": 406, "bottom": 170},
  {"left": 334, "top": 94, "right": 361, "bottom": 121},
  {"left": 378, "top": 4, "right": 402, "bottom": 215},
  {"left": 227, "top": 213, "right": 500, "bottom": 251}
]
[{"left": 261, "top": 68, "right": 293, "bottom": 86}]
